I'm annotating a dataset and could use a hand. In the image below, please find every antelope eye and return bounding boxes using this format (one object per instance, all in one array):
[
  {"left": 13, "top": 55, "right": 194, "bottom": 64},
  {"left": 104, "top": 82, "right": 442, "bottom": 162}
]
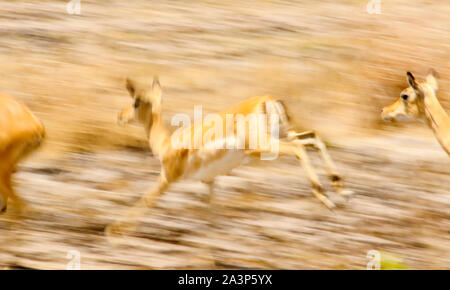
[
  {"left": 401, "top": 94, "right": 408, "bottom": 100},
  {"left": 134, "top": 98, "right": 141, "bottom": 108}
]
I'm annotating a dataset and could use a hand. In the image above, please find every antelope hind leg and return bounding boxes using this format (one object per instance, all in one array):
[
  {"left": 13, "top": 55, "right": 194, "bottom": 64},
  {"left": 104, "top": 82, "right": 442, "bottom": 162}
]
[
  {"left": 291, "top": 131, "right": 353, "bottom": 197},
  {"left": 106, "top": 177, "right": 169, "bottom": 238},
  {"left": 278, "top": 141, "right": 335, "bottom": 209}
]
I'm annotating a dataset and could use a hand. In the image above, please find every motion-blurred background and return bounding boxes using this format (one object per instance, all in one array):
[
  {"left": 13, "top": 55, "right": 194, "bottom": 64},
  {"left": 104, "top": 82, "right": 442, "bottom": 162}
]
[{"left": 0, "top": 0, "right": 448, "bottom": 269}]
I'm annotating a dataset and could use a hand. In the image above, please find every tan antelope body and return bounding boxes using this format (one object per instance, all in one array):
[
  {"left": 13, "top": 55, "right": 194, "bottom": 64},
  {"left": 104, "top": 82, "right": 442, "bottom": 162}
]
[
  {"left": 107, "top": 77, "right": 352, "bottom": 236},
  {"left": 382, "top": 70, "right": 450, "bottom": 155},
  {"left": 0, "top": 93, "right": 45, "bottom": 213}
]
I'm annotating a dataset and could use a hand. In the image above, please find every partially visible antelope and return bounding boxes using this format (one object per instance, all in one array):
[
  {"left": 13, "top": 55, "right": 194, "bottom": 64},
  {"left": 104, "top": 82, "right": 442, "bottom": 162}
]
[
  {"left": 382, "top": 69, "right": 450, "bottom": 156},
  {"left": 0, "top": 93, "right": 45, "bottom": 213},
  {"left": 106, "top": 76, "right": 352, "bottom": 236}
]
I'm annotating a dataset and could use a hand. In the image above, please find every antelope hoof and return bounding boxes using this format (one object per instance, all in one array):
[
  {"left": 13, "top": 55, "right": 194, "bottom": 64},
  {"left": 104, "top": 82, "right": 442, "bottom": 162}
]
[
  {"left": 339, "top": 189, "right": 354, "bottom": 197},
  {"left": 315, "top": 192, "right": 335, "bottom": 210},
  {"left": 322, "top": 198, "right": 336, "bottom": 210}
]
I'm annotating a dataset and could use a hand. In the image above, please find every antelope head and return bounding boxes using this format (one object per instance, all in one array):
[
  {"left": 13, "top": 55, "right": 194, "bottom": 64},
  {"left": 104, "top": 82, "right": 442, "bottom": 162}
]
[
  {"left": 381, "top": 70, "right": 438, "bottom": 122},
  {"left": 118, "top": 76, "right": 162, "bottom": 127}
]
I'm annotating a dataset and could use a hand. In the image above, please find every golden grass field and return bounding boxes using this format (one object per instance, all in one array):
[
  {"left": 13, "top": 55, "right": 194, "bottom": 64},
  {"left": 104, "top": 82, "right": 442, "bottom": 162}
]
[{"left": 0, "top": 0, "right": 449, "bottom": 269}]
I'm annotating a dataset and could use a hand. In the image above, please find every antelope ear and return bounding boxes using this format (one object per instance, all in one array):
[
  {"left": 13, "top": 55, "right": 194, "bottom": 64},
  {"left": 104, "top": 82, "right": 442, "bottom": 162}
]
[
  {"left": 406, "top": 72, "right": 419, "bottom": 91},
  {"left": 126, "top": 78, "right": 136, "bottom": 97},
  {"left": 151, "top": 76, "right": 162, "bottom": 99},
  {"left": 426, "top": 68, "right": 438, "bottom": 91}
]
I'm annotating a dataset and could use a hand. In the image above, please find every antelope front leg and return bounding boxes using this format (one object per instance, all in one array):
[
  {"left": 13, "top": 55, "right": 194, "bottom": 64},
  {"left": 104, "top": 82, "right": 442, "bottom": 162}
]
[
  {"left": 0, "top": 170, "right": 8, "bottom": 213},
  {"left": 106, "top": 176, "right": 169, "bottom": 237},
  {"left": 292, "top": 131, "right": 353, "bottom": 197},
  {"left": 0, "top": 169, "right": 26, "bottom": 215},
  {"left": 0, "top": 190, "right": 8, "bottom": 213},
  {"left": 278, "top": 142, "right": 335, "bottom": 209}
]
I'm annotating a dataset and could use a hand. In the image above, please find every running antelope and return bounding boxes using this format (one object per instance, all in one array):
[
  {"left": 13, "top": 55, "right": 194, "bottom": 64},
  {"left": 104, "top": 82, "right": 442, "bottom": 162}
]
[
  {"left": 0, "top": 93, "right": 45, "bottom": 213},
  {"left": 106, "top": 77, "right": 352, "bottom": 236},
  {"left": 382, "top": 70, "right": 450, "bottom": 156}
]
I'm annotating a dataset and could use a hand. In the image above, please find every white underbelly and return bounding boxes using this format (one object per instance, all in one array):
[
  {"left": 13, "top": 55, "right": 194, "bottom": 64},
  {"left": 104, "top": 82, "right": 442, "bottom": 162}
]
[{"left": 189, "top": 150, "right": 246, "bottom": 183}]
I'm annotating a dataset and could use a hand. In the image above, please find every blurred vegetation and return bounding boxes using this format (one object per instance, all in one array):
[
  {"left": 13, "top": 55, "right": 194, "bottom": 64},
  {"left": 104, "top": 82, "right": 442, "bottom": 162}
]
[{"left": 380, "top": 251, "right": 410, "bottom": 270}]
